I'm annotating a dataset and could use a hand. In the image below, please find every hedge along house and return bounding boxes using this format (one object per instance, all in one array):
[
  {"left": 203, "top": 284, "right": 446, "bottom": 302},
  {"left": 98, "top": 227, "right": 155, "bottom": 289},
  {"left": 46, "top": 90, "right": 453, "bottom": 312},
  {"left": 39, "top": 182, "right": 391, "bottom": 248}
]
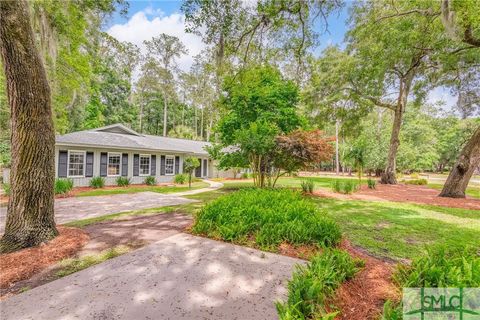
[{"left": 53, "top": 124, "right": 213, "bottom": 187}]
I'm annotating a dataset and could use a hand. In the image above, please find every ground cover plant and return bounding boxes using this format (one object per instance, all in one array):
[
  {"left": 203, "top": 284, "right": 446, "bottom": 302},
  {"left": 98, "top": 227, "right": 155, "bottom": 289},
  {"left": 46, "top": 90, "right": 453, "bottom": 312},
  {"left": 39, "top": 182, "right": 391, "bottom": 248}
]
[
  {"left": 192, "top": 188, "right": 341, "bottom": 250},
  {"left": 144, "top": 176, "right": 156, "bottom": 186},
  {"left": 367, "top": 178, "right": 376, "bottom": 189},
  {"left": 404, "top": 179, "right": 428, "bottom": 185},
  {"left": 382, "top": 245, "right": 480, "bottom": 318},
  {"left": 300, "top": 180, "right": 315, "bottom": 193},
  {"left": 115, "top": 177, "right": 130, "bottom": 187},
  {"left": 89, "top": 176, "right": 105, "bottom": 189},
  {"left": 54, "top": 178, "right": 73, "bottom": 195},
  {"left": 276, "top": 249, "right": 363, "bottom": 319},
  {"left": 331, "top": 179, "right": 359, "bottom": 194}
]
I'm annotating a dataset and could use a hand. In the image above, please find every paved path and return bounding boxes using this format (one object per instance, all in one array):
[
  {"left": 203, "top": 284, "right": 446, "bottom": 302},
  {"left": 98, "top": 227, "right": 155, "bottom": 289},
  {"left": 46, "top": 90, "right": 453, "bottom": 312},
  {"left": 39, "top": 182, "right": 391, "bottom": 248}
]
[
  {"left": 0, "top": 180, "right": 222, "bottom": 233},
  {"left": 0, "top": 233, "right": 303, "bottom": 320}
]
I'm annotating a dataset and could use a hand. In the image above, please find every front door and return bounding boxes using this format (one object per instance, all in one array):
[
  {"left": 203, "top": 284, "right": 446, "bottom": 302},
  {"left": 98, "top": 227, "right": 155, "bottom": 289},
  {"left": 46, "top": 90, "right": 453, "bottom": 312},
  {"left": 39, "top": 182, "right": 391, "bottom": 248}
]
[{"left": 195, "top": 158, "right": 202, "bottom": 177}]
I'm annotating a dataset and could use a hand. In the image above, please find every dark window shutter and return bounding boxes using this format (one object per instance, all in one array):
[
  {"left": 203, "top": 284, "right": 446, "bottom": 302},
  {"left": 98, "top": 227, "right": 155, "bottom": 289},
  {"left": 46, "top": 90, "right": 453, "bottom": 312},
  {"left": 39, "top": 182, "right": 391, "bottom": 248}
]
[
  {"left": 151, "top": 155, "right": 156, "bottom": 176},
  {"left": 85, "top": 152, "right": 94, "bottom": 177},
  {"left": 160, "top": 155, "right": 166, "bottom": 175},
  {"left": 100, "top": 152, "right": 108, "bottom": 177},
  {"left": 58, "top": 150, "right": 68, "bottom": 177},
  {"left": 195, "top": 158, "right": 202, "bottom": 177},
  {"left": 175, "top": 156, "right": 180, "bottom": 174},
  {"left": 203, "top": 159, "right": 207, "bottom": 177},
  {"left": 133, "top": 154, "right": 139, "bottom": 176},
  {"left": 122, "top": 153, "right": 128, "bottom": 176}
]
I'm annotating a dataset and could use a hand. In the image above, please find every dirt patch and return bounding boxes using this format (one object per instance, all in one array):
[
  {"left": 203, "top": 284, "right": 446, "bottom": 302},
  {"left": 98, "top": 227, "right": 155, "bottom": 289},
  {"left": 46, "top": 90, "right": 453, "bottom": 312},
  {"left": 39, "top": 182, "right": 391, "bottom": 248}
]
[
  {"left": 314, "top": 184, "right": 480, "bottom": 210},
  {"left": 277, "top": 242, "right": 319, "bottom": 260},
  {"left": 0, "top": 226, "right": 89, "bottom": 289},
  {"left": 334, "top": 239, "right": 399, "bottom": 320}
]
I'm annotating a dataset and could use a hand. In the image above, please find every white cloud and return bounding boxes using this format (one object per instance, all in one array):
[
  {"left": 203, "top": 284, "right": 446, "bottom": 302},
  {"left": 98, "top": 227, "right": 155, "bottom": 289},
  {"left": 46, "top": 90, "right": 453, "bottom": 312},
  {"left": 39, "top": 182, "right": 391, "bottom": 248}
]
[{"left": 107, "top": 9, "right": 205, "bottom": 71}]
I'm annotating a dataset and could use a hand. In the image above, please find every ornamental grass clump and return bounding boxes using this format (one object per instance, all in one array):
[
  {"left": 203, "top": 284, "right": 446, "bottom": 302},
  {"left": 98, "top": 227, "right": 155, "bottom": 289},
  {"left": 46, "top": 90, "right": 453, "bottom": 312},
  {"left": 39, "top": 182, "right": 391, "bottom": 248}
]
[
  {"left": 144, "top": 176, "right": 156, "bottom": 186},
  {"left": 300, "top": 180, "right": 315, "bottom": 194},
  {"left": 276, "top": 249, "right": 363, "bottom": 319},
  {"left": 405, "top": 178, "right": 428, "bottom": 185},
  {"left": 192, "top": 188, "right": 341, "bottom": 249},
  {"left": 115, "top": 176, "right": 130, "bottom": 187},
  {"left": 89, "top": 176, "right": 105, "bottom": 189},
  {"left": 55, "top": 178, "right": 73, "bottom": 195}
]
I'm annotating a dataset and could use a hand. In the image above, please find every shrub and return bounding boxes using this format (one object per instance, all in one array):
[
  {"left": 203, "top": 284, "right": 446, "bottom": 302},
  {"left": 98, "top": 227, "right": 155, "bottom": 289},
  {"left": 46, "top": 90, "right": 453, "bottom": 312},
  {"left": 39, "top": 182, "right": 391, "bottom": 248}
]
[
  {"left": 2, "top": 183, "right": 10, "bottom": 196},
  {"left": 116, "top": 176, "right": 130, "bottom": 187},
  {"left": 55, "top": 178, "right": 74, "bottom": 195},
  {"left": 276, "top": 249, "right": 363, "bottom": 319},
  {"left": 404, "top": 178, "right": 427, "bottom": 185},
  {"left": 410, "top": 172, "right": 419, "bottom": 179},
  {"left": 174, "top": 173, "right": 187, "bottom": 184},
  {"left": 300, "top": 180, "right": 315, "bottom": 193},
  {"left": 241, "top": 172, "right": 249, "bottom": 179},
  {"left": 144, "top": 176, "right": 156, "bottom": 186},
  {"left": 367, "top": 178, "right": 376, "bottom": 189},
  {"left": 331, "top": 180, "right": 359, "bottom": 194},
  {"left": 192, "top": 188, "right": 341, "bottom": 248},
  {"left": 89, "top": 176, "right": 105, "bottom": 189},
  {"left": 381, "top": 246, "right": 480, "bottom": 318}
]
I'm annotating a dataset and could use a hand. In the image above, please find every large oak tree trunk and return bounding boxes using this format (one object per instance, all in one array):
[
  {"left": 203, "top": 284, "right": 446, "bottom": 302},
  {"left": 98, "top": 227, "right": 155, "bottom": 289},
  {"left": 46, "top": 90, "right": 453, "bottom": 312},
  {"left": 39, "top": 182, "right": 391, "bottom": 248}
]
[
  {"left": 439, "top": 126, "right": 480, "bottom": 198},
  {"left": 0, "top": 0, "right": 58, "bottom": 253}
]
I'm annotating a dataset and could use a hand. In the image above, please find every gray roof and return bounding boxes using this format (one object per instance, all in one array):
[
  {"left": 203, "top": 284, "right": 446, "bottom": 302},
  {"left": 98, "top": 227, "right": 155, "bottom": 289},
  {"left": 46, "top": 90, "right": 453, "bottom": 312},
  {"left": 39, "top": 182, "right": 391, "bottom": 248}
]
[{"left": 56, "top": 124, "right": 211, "bottom": 155}]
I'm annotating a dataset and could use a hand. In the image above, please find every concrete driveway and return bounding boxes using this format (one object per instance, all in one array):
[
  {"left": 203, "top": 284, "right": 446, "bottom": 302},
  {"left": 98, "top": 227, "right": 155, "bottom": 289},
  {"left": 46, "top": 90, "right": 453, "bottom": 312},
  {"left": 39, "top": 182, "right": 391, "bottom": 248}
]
[
  {"left": 0, "top": 192, "right": 196, "bottom": 233},
  {"left": 0, "top": 233, "right": 303, "bottom": 320}
]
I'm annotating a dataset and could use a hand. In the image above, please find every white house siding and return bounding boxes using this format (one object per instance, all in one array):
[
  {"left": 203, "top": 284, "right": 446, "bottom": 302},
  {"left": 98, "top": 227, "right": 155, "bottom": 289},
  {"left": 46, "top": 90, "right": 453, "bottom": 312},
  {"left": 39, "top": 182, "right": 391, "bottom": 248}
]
[{"left": 55, "top": 146, "right": 211, "bottom": 187}]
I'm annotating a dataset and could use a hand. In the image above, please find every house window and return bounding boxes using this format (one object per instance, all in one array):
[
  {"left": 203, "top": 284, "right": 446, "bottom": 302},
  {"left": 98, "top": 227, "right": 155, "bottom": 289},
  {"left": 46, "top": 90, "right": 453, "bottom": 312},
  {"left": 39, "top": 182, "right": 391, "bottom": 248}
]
[
  {"left": 140, "top": 154, "right": 151, "bottom": 176},
  {"left": 68, "top": 151, "right": 85, "bottom": 177},
  {"left": 165, "top": 156, "right": 174, "bottom": 175},
  {"left": 108, "top": 153, "right": 121, "bottom": 176}
]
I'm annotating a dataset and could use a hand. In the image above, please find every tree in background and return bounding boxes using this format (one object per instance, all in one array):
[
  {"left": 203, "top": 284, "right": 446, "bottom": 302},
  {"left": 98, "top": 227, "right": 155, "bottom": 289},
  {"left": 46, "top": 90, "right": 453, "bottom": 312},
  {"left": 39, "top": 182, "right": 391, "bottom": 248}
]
[
  {"left": 168, "top": 125, "right": 197, "bottom": 140},
  {"left": 144, "top": 34, "right": 187, "bottom": 136},
  {"left": 344, "top": 139, "right": 367, "bottom": 185},
  {"left": 183, "top": 157, "right": 200, "bottom": 188},
  {"left": 0, "top": 0, "right": 58, "bottom": 252}
]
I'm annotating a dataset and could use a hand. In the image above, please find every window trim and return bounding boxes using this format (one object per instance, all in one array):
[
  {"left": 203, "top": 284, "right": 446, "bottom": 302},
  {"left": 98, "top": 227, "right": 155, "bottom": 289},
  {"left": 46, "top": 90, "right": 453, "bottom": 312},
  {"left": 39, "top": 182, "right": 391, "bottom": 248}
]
[
  {"left": 165, "top": 155, "right": 175, "bottom": 176},
  {"left": 67, "top": 150, "right": 86, "bottom": 178},
  {"left": 107, "top": 152, "right": 122, "bottom": 177},
  {"left": 139, "top": 154, "right": 151, "bottom": 177}
]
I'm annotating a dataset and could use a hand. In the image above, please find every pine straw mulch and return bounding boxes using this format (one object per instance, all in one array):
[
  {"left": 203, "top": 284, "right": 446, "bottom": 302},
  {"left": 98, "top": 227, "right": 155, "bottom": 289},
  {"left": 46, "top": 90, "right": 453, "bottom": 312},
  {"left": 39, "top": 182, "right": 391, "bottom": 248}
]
[
  {"left": 314, "top": 183, "right": 480, "bottom": 210},
  {"left": 0, "top": 226, "right": 89, "bottom": 289},
  {"left": 331, "top": 239, "right": 400, "bottom": 320}
]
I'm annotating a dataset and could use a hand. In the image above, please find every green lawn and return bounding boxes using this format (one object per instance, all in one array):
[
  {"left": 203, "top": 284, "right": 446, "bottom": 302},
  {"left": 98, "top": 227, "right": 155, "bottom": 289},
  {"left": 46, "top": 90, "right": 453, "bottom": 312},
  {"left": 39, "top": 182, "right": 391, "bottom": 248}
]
[
  {"left": 75, "top": 181, "right": 209, "bottom": 197},
  {"left": 311, "top": 197, "right": 480, "bottom": 261},
  {"left": 221, "top": 176, "right": 366, "bottom": 190}
]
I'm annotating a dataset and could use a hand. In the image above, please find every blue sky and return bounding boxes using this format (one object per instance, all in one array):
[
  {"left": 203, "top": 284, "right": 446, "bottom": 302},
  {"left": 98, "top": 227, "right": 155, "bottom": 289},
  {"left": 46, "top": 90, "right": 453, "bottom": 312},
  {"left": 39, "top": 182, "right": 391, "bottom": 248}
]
[{"left": 107, "top": 1, "right": 456, "bottom": 111}]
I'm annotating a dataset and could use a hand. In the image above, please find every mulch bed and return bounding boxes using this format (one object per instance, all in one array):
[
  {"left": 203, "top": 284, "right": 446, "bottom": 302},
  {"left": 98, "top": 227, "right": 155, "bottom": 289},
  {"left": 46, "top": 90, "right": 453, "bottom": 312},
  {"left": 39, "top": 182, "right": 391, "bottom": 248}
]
[
  {"left": 0, "top": 226, "right": 89, "bottom": 289},
  {"left": 334, "top": 239, "right": 399, "bottom": 320},
  {"left": 314, "top": 183, "right": 480, "bottom": 210}
]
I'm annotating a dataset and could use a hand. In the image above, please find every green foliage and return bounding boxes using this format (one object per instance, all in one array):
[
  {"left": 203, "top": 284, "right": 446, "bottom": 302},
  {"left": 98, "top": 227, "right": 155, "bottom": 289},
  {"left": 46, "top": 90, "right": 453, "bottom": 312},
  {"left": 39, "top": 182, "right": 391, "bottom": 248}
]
[
  {"left": 115, "top": 176, "right": 130, "bottom": 187},
  {"left": 300, "top": 180, "right": 315, "bottom": 194},
  {"left": 174, "top": 173, "right": 188, "bottom": 184},
  {"left": 55, "top": 178, "right": 74, "bottom": 195},
  {"left": 2, "top": 183, "right": 10, "bottom": 196},
  {"left": 394, "top": 246, "right": 480, "bottom": 288},
  {"left": 183, "top": 157, "right": 200, "bottom": 187},
  {"left": 89, "top": 176, "right": 105, "bottom": 189},
  {"left": 404, "top": 179, "right": 428, "bottom": 185},
  {"left": 367, "top": 178, "right": 376, "bottom": 189},
  {"left": 56, "top": 245, "right": 130, "bottom": 278},
  {"left": 276, "top": 249, "right": 363, "bottom": 320},
  {"left": 192, "top": 188, "right": 341, "bottom": 248},
  {"left": 144, "top": 176, "right": 156, "bottom": 186},
  {"left": 381, "top": 245, "right": 480, "bottom": 319},
  {"left": 331, "top": 180, "right": 359, "bottom": 194}
]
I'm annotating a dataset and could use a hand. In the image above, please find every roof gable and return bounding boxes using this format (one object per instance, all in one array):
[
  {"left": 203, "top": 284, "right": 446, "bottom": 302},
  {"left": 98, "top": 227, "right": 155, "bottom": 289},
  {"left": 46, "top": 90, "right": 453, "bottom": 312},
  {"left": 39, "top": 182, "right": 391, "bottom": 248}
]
[{"left": 94, "top": 124, "right": 141, "bottom": 136}]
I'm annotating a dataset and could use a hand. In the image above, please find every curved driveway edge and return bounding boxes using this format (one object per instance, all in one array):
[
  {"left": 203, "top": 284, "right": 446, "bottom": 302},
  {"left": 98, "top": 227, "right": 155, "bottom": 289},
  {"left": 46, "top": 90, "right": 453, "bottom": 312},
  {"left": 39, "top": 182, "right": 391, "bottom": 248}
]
[{"left": 1, "top": 233, "right": 304, "bottom": 320}]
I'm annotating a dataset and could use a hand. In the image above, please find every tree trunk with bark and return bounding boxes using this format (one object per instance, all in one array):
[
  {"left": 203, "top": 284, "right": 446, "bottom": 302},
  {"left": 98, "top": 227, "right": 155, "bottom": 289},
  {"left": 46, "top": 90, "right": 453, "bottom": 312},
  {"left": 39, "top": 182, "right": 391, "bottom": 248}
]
[
  {"left": 439, "top": 126, "right": 480, "bottom": 198},
  {"left": 0, "top": 0, "right": 58, "bottom": 253},
  {"left": 163, "top": 93, "right": 168, "bottom": 136}
]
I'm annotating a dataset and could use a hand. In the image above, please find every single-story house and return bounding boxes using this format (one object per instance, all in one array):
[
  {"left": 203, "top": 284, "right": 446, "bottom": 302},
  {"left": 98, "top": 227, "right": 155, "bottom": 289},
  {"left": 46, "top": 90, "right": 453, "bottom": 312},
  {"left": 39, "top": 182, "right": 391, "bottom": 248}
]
[
  {"left": 49, "top": 123, "right": 220, "bottom": 186},
  {"left": 0, "top": 123, "right": 225, "bottom": 189}
]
